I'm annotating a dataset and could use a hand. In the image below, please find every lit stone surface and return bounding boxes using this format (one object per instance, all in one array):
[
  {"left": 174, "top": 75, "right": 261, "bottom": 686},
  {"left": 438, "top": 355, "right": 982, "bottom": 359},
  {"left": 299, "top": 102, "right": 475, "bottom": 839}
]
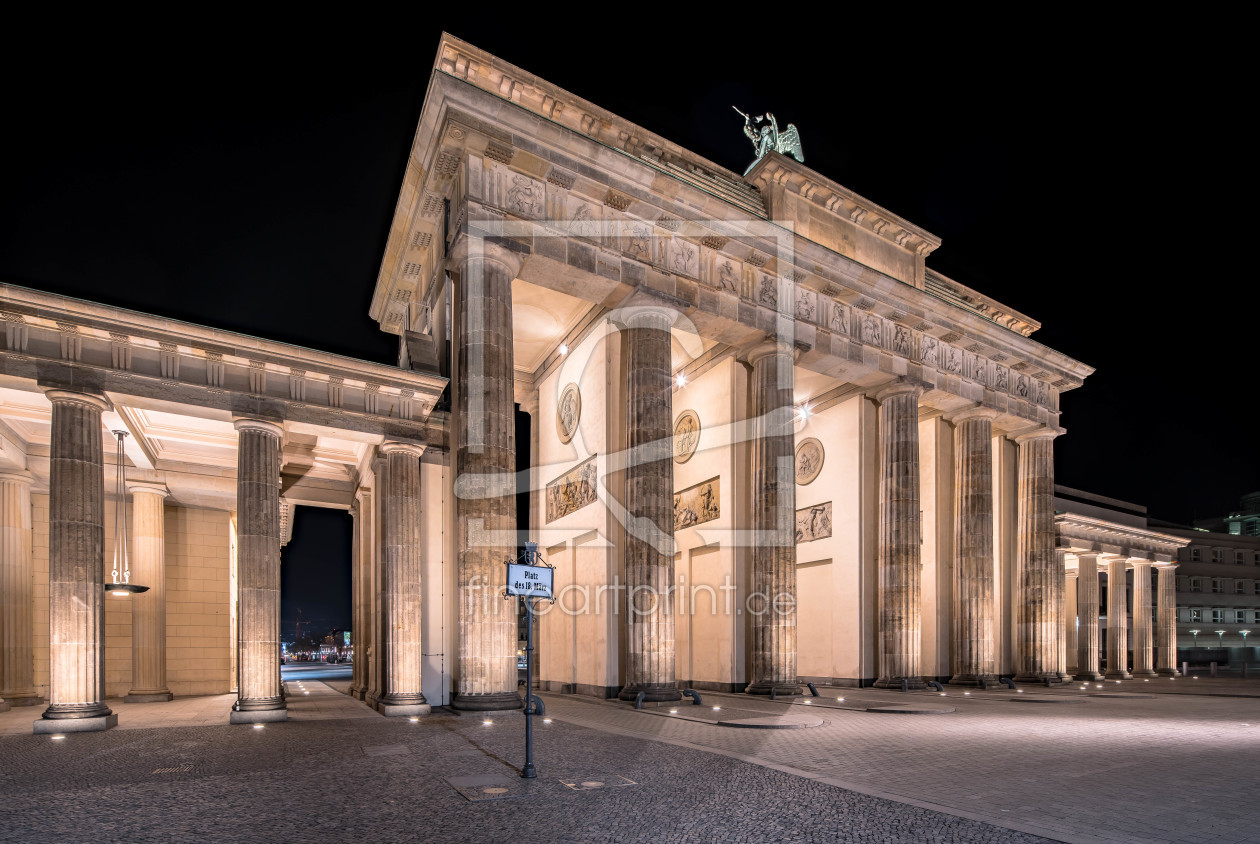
[
  {"left": 231, "top": 419, "right": 286, "bottom": 723},
  {"left": 1131, "top": 561, "right": 1157, "bottom": 678},
  {"left": 1075, "top": 554, "right": 1103, "bottom": 680},
  {"left": 949, "top": 408, "right": 996, "bottom": 687},
  {"left": 874, "top": 382, "right": 924, "bottom": 690},
  {"left": 378, "top": 442, "right": 430, "bottom": 716},
  {"left": 0, "top": 472, "right": 38, "bottom": 708},
  {"left": 619, "top": 305, "right": 680, "bottom": 703},
  {"left": 124, "top": 483, "right": 172, "bottom": 703},
  {"left": 1157, "top": 565, "right": 1180, "bottom": 676},
  {"left": 40, "top": 391, "right": 113, "bottom": 730},
  {"left": 1105, "top": 557, "right": 1132, "bottom": 679},
  {"left": 1014, "top": 430, "right": 1061, "bottom": 684},
  {"left": 746, "top": 341, "right": 798, "bottom": 696},
  {"left": 452, "top": 240, "right": 523, "bottom": 712},
  {"left": 1064, "top": 570, "right": 1078, "bottom": 674}
]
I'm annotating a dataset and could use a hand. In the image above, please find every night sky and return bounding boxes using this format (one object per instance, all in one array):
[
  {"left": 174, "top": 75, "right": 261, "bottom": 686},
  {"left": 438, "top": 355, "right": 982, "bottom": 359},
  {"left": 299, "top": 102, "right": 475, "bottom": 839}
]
[{"left": 3, "top": 21, "right": 1252, "bottom": 632}]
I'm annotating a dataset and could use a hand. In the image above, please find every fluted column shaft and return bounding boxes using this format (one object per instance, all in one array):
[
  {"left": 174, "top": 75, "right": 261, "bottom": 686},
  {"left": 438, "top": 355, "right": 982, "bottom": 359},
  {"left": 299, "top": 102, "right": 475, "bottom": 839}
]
[
  {"left": 949, "top": 410, "right": 996, "bottom": 686},
  {"left": 347, "top": 498, "right": 364, "bottom": 698},
  {"left": 1014, "top": 430, "right": 1061, "bottom": 683},
  {"left": 0, "top": 472, "right": 38, "bottom": 708},
  {"left": 1075, "top": 554, "right": 1102, "bottom": 680},
  {"left": 1157, "top": 565, "right": 1180, "bottom": 675},
  {"left": 231, "top": 419, "right": 286, "bottom": 721},
  {"left": 453, "top": 243, "right": 521, "bottom": 711},
  {"left": 1065, "top": 571, "right": 1078, "bottom": 673},
  {"left": 1105, "top": 558, "right": 1131, "bottom": 679},
  {"left": 1131, "top": 562, "right": 1156, "bottom": 677},
  {"left": 746, "top": 342, "right": 798, "bottom": 695},
  {"left": 379, "top": 442, "right": 430, "bottom": 715},
  {"left": 874, "top": 383, "right": 924, "bottom": 689},
  {"left": 126, "top": 484, "right": 172, "bottom": 702},
  {"left": 619, "top": 307, "right": 680, "bottom": 702},
  {"left": 41, "top": 391, "right": 112, "bottom": 725}
]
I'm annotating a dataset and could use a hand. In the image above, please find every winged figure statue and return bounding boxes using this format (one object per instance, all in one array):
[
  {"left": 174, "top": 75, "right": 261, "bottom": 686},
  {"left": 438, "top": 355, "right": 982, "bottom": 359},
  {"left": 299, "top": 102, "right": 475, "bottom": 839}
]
[{"left": 734, "top": 107, "right": 804, "bottom": 167}]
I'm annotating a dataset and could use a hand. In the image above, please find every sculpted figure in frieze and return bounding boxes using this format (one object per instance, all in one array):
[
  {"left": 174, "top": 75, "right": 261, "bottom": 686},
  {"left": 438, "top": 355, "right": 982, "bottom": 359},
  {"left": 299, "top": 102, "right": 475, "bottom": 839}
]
[
  {"left": 995, "top": 364, "right": 1009, "bottom": 391},
  {"left": 505, "top": 173, "right": 544, "bottom": 217},
  {"left": 624, "top": 222, "right": 652, "bottom": 261},
  {"left": 670, "top": 239, "right": 699, "bottom": 278},
  {"left": 795, "top": 288, "right": 816, "bottom": 323},
  {"left": 893, "top": 325, "right": 912, "bottom": 356},
  {"left": 717, "top": 259, "right": 739, "bottom": 293},
  {"left": 921, "top": 335, "right": 941, "bottom": 368},
  {"left": 830, "top": 301, "right": 849, "bottom": 335},
  {"left": 1016, "top": 374, "right": 1030, "bottom": 397},
  {"left": 861, "top": 314, "right": 882, "bottom": 347},
  {"left": 758, "top": 273, "right": 777, "bottom": 308},
  {"left": 945, "top": 345, "right": 963, "bottom": 374}
]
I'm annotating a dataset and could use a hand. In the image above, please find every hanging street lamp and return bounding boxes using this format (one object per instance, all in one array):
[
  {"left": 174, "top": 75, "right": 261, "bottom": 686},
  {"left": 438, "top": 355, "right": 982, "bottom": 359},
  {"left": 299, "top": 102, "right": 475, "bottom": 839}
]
[{"left": 104, "top": 430, "right": 148, "bottom": 597}]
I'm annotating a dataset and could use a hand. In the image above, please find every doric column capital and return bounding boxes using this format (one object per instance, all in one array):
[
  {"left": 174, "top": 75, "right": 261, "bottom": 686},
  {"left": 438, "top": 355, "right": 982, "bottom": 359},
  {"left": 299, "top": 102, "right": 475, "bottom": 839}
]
[
  {"left": 42, "top": 388, "right": 110, "bottom": 413},
  {"left": 380, "top": 440, "right": 426, "bottom": 459},
  {"left": 1158, "top": 563, "right": 1179, "bottom": 572},
  {"left": 1131, "top": 559, "right": 1154, "bottom": 569},
  {"left": 446, "top": 233, "right": 528, "bottom": 280},
  {"left": 945, "top": 404, "right": 1000, "bottom": 425},
  {"left": 873, "top": 379, "right": 923, "bottom": 403},
  {"left": 741, "top": 339, "right": 794, "bottom": 366},
  {"left": 0, "top": 470, "right": 35, "bottom": 487},
  {"left": 125, "top": 482, "right": 169, "bottom": 499},
  {"left": 1011, "top": 425, "right": 1060, "bottom": 445},
  {"left": 233, "top": 418, "right": 283, "bottom": 438}
]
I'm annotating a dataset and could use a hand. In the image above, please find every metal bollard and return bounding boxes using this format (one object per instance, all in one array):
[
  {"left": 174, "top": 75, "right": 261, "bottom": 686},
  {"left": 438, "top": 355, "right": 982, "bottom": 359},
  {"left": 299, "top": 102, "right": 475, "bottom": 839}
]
[
  {"left": 682, "top": 689, "right": 703, "bottom": 706},
  {"left": 770, "top": 688, "right": 777, "bottom": 701},
  {"left": 999, "top": 677, "right": 1017, "bottom": 690},
  {"left": 901, "top": 678, "right": 909, "bottom": 693},
  {"left": 1182, "top": 661, "right": 1189, "bottom": 677},
  {"left": 528, "top": 695, "right": 546, "bottom": 716},
  {"left": 926, "top": 681, "right": 943, "bottom": 692},
  {"left": 634, "top": 691, "right": 646, "bottom": 710},
  {"left": 1211, "top": 661, "right": 1218, "bottom": 678},
  {"left": 806, "top": 683, "right": 820, "bottom": 697}
]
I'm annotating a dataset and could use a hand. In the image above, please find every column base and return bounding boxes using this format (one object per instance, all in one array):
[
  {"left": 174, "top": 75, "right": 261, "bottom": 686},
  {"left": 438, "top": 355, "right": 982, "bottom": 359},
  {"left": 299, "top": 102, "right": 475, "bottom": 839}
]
[
  {"left": 1058, "top": 672, "right": 1074, "bottom": 682},
  {"left": 1131, "top": 670, "right": 1159, "bottom": 679},
  {"left": 451, "top": 691, "right": 523, "bottom": 712},
  {"left": 34, "top": 714, "right": 116, "bottom": 734},
  {"left": 0, "top": 693, "right": 44, "bottom": 707},
  {"left": 125, "top": 691, "right": 174, "bottom": 703},
  {"left": 0, "top": 700, "right": 8, "bottom": 713},
  {"left": 1074, "top": 671, "right": 1104, "bottom": 681},
  {"left": 873, "top": 676, "right": 926, "bottom": 690},
  {"left": 380, "top": 702, "right": 432, "bottom": 717},
  {"left": 1157, "top": 668, "right": 1181, "bottom": 677},
  {"left": 618, "top": 684, "right": 681, "bottom": 703},
  {"left": 1014, "top": 673, "right": 1063, "bottom": 685},
  {"left": 948, "top": 673, "right": 996, "bottom": 687},
  {"left": 745, "top": 682, "right": 802, "bottom": 696},
  {"left": 230, "top": 708, "right": 288, "bottom": 724},
  {"left": 1103, "top": 671, "right": 1132, "bottom": 680},
  {"left": 41, "top": 702, "right": 112, "bottom": 720}
]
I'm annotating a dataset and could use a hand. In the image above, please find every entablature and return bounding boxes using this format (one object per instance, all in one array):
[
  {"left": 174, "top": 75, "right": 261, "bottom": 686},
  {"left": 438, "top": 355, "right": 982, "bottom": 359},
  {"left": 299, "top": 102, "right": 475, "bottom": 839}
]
[{"left": 1057, "top": 513, "right": 1190, "bottom": 564}]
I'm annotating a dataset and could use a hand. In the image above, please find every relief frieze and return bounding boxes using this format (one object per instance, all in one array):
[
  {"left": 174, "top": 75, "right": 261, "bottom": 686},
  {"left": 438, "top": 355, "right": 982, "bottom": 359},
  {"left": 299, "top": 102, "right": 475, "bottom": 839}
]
[
  {"left": 829, "top": 300, "right": 849, "bottom": 335},
  {"left": 546, "top": 453, "right": 598, "bottom": 523}
]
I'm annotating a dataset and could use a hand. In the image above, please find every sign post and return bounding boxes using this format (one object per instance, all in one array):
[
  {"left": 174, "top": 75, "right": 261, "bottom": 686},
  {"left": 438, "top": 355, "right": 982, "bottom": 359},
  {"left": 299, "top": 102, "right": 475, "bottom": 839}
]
[{"left": 504, "top": 541, "right": 553, "bottom": 779}]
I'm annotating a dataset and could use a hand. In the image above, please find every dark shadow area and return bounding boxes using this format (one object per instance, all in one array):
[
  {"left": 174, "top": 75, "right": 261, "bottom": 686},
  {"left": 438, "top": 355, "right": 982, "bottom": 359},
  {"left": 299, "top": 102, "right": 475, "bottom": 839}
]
[{"left": 281, "top": 507, "right": 352, "bottom": 643}]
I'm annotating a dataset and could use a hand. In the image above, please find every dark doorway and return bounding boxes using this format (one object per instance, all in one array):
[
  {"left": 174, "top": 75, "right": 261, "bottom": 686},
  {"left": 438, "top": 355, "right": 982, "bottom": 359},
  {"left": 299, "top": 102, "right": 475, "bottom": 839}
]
[{"left": 280, "top": 507, "right": 352, "bottom": 653}]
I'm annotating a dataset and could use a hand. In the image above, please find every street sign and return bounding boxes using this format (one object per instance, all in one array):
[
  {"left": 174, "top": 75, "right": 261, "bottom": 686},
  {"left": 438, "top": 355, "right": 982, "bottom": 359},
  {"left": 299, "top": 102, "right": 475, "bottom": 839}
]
[{"left": 506, "top": 563, "right": 553, "bottom": 600}]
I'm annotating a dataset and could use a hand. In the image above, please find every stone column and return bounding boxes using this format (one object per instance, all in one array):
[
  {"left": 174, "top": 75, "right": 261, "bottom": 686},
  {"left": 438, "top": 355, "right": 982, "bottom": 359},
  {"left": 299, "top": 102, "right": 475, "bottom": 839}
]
[
  {"left": 1131, "top": 561, "right": 1157, "bottom": 678},
  {"left": 949, "top": 408, "right": 997, "bottom": 687},
  {"left": 347, "top": 496, "right": 364, "bottom": 699},
  {"left": 451, "top": 238, "right": 523, "bottom": 711},
  {"left": 1105, "top": 558, "right": 1132, "bottom": 679},
  {"left": 1056, "top": 550, "right": 1072, "bottom": 681},
  {"left": 1157, "top": 565, "right": 1180, "bottom": 676},
  {"left": 1065, "top": 570, "right": 1078, "bottom": 674},
  {"left": 874, "top": 382, "right": 925, "bottom": 690},
  {"left": 1013, "top": 429, "right": 1061, "bottom": 684},
  {"left": 619, "top": 305, "right": 681, "bottom": 703},
  {"left": 746, "top": 341, "right": 798, "bottom": 696},
  {"left": 1073, "top": 554, "right": 1103, "bottom": 685},
  {"left": 378, "top": 442, "right": 430, "bottom": 716},
  {"left": 37, "top": 390, "right": 115, "bottom": 733},
  {"left": 230, "top": 418, "right": 286, "bottom": 723},
  {"left": 1075, "top": 554, "right": 1103, "bottom": 680},
  {"left": 363, "top": 477, "right": 385, "bottom": 708},
  {"left": 125, "top": 483, "right": 172, "bottom": 702},
  {"left": 0, "top": 471, "right": 39, "bottom": 708}
]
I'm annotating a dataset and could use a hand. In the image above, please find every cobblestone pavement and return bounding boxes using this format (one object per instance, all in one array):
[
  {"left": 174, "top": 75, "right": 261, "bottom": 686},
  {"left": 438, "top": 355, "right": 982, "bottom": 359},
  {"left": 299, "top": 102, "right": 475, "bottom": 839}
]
[
  {"left": 542, "top": 681, "right": 1260, "bottom": 844},
  {"left": 0, "top": 683, "right": 1045, "bottom": 844}
]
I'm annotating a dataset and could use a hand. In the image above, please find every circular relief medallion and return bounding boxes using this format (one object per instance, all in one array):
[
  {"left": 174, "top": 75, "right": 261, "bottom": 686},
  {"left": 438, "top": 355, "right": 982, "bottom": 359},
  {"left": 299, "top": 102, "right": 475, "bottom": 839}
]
[
  {"left": 673, "top": 410, "right": 701, "bottom": 464},
  {"left": 794, "top": 437, "right": 825, "bottom": 485},
  {"left": 556, "top": 383, "right": 581, "bottom": 444}
]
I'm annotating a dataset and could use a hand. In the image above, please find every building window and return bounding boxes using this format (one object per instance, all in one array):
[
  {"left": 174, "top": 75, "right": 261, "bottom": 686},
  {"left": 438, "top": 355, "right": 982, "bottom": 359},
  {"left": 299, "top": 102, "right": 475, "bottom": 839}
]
[
  {"left": 1191, "top": 608, "right": 1203, "bottom": 622},
  {"left": 1212, "top": 579, "right": 1224, "bottom": 593},
  {"left": 1213, "top": 549, "right": 1224, "bottom": 563},
  {"left": 1191, "top": 548, "right": 1202, "bottom": 562},
  {"left": 1191, "top": 579, "right": 1203, "bottom": 592},
  {"left": 1236, "top": 581, "right": 1246, "bottom": 594},
  {"left": 1254, "top": 582, "right": 1260, "bottom": 595},
  {"left": 1212, "top": 609, "right": 1224, "bottom": 623},
  {"left": 1254, "top": 552, "right": 1260, "bottom": 564},
  {"left": 1237, "top": 551, "right": 1247, "bottom": 564},
  {"left": 1236, "top": 610, "right": 1247, "bottom": 623}
]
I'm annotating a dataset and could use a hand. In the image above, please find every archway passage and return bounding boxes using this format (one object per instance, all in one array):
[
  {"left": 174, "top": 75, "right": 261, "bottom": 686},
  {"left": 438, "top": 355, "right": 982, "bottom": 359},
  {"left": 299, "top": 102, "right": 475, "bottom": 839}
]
[{"left": 281, "top": 507, "right": 353, "bottom": 693}]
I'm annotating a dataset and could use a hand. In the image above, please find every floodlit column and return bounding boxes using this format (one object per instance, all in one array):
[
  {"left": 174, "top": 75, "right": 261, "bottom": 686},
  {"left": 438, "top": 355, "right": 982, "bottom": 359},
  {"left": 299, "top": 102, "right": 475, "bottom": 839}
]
[
  {"left": 949, "top": 407, "right": 997, "bottom": 687},
  {"left": 1065, "top": 570, "right": 1078, "bottom": 674},
  {"left": 231, "top": 418, "right": 286, "bottom": 723},
  {"left": 452, "top": 238, "right": 523, "bottom": 711},
  {"left": 347, "top": 495, "right": 364, "bottom": 699},
  {"left": 0, "top": 471, "right": 39, "bottom": 708},
  {"left": 378, "top": 442, "right": 430, "bottom": 716},
  {"left": 1075, "top": 554, "right": 1103, "bottom": 680},
  {"left": 1014, "top": 429, "right": 1061, "bottom": 684},
  {"left": 619, "top": 305, "right": 681, "bottom": 703},
  {"left": 1105, "top": 558, "right": 1132, "bottom": 679},
  {"left": 1056, "top": 550, "right": 1071, "bottom": 681},
  {"left": 38, "top": 390, "right": 115, "bottom": 732},
  {"left": 125, "top": 483, "right": 172, "bottom": 702},
  {"left": 1131, "top": 561, "right": 1157, "bottom": 678},
  {"left": 874, "top": 382, "right": 925, "bottom": 690},
  {"left": 1157, "top": 565, "right": 1180, "bottom": 676},
  {"left": 746, "top": 341, "right": 798, "bottom": 696}
]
